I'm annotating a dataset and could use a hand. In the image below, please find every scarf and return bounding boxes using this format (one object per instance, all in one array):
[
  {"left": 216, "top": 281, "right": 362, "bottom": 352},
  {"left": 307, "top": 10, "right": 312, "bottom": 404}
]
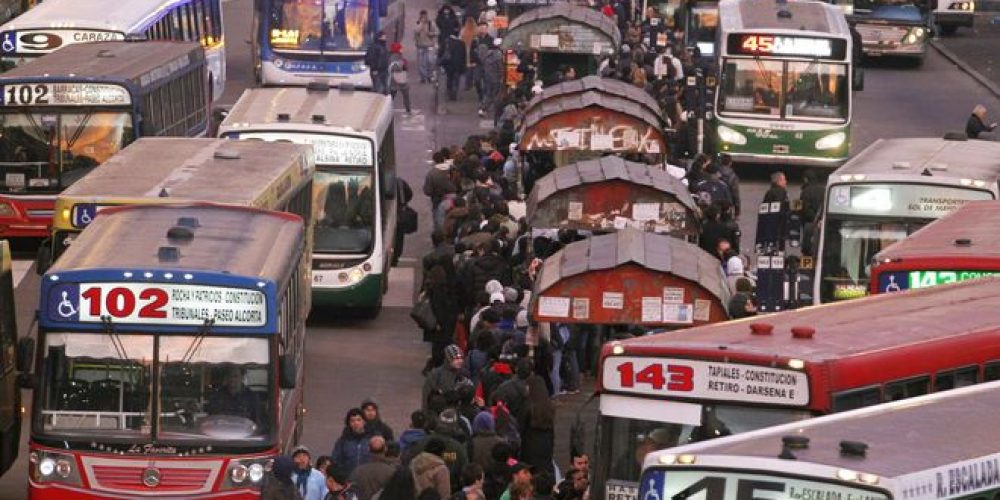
[{"left": 294, "top": 468, "right": 310, "bottom": 496}]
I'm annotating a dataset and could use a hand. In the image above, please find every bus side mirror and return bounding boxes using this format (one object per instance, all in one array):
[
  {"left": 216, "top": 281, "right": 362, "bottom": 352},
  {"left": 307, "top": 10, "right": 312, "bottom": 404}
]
[
  {"left": 16, "top": 337, "right": 34, "bottom": 374},
  {"left": 853, "top": 67, "right": 864, "bottom": 91},
  {"left": 279, "top": 354, "right": 297, "bottom": 389}
]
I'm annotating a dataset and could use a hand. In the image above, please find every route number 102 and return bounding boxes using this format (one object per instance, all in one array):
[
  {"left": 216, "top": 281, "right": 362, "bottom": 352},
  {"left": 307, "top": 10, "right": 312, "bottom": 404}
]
[{"left": 616, "top": 361, "right": 694, "bottom": 391}]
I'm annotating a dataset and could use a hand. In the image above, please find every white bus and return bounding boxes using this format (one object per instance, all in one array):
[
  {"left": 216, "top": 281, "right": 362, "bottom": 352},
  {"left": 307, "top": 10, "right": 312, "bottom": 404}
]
[
  {"left": 639, "top": 379, "right": 1000, "bottom": 500},
  {"left": 933, "top": 0, "right": 973, "bottom": 35},
  {"left": 714, "top": 0, "right": 859, "bottom": 167},
  {"left": 218, "top": 84, "right": 401, "bottom": 318},
  {"left": 0, "top": 0, "right": 225, "bottom": 100},
  {"left": 815, "top": 136, "right": 1000, "bottom": 304}
]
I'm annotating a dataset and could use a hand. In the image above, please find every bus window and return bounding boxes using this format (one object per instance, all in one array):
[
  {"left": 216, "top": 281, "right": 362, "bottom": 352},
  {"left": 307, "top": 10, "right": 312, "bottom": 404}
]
[
  {"left": 885, "top": 375, "right": 930, "bottom": 402},
  {"left": 984, "top": 362, "right": 1000, "bottom": 382},
  {"left": 719, "top": 60, "right": 782, "bottom": 116},
  {"left": 935, "top": 366, "right": 978, "bottom": 391},
  {"left": 784, "top": 62, "right": 848, "bottom": 121},
  {"left": 832, "top": 386, "right": 880, "bottom": 412},
  {"left": 315, "top": 171, "right": 375, "bottom": 253},
  {"left": 270, "top": 0, "right": 374, "bottom": 52}
]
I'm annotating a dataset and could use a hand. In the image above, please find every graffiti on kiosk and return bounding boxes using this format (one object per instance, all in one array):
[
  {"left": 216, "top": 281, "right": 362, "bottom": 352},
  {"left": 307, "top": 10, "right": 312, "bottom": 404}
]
[{"left": 523, "top": 123, "right": 663, "bottom": 153}]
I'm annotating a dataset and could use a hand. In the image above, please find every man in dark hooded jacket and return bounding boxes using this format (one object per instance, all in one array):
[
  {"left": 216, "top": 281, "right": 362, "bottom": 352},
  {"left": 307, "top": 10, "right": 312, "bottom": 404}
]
[{"left": 462, "top": 240, "right": 512, "bottom": 310}]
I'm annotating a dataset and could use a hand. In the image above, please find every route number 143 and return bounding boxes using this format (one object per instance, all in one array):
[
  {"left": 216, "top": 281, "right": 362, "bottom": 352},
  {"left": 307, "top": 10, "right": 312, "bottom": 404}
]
[{"left": 616, "top": 361, "right": 694, "bottom": 392}]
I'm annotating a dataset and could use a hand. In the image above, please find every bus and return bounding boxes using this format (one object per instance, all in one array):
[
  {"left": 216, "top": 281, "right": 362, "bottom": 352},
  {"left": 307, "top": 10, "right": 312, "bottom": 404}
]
[
  {"left": 217, "top": 85, "right": 397, "bottom": 317},
  {"left": 39, "top": 137, "right": 315, "bottom": 272},
  {"left": 590, "top": 276, "right": 1000, "bottom": 499},
  {"left": 0, "top": 0, "right": 225, "bottom": 99},
  {"left": 0, "top": 41, "right": 209, "bottom": 240},
  {"left": 869, "top": 200, "right": 1000, "bottom": 294},
  {"left": 0, "top": 239, "right": 26, "bottom": 478},
  {"left": 933, "top": 0, "right": 973, "bottom": 35},
  {"left": 850, "top": 0, "right": 931, "bottom": 64},
  {"left": 253, "top": 0, "right": 405, "bottom": 88},
  {"left": 814, "top": 136, "right": 1000, "bottom": 304},
  {"left": 639, "top": 380, "right": 1000, "bottom": 500},
  {"left": 713, "top": 0, "right": 858, "bottom": 167},
  {"left": 30, "top": 203, "right": 309, "bottom": 498}
]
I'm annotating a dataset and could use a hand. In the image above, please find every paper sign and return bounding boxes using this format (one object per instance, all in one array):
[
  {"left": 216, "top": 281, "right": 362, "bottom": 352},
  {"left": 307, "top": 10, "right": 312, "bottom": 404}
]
[
  {"left": 613, "top": 217, "right": 628, "bottom": 230},
  {"left": 646, "top": 141, "right": 661, "bottom": 154},
  {"left": 759, "top": 203, "right": 770, "bottom": 214},
  {"left": 757, "top": 256, "right": 772, "bottom": 269},
  {"left": 592, "top": 41, "right": 604, "bottom": 55},
  {"left": 632, "top": 202, "right": 660, "bottom": 222},
  {"left": 693, "top": 299, "right": 712, "bottom": 322},
  {"left": 538, "top": 296, "right": 570, "bottom": 317},
  {"left": 572, "top": 298, "right": 590, "bottom": 320},
  {"left": 663, "top": 287, "right": 685, "bottom": 304},
  {"left": 770, "top": 202, "right": 782, "bottom": 212},
  {"left": 662, "top": 303, "right": 693, "bottom": 324},
  {"left": 529, "top": 34, "right": 541, "bottom": 48},
  {"left": 602, "top": 292, "right": 624, "bottom": 309},
  {"left": 771, "top": 256, "right": 784, "bottom": 268},
  {"left": 567, "top": 201, "right": 583, "bottom": 221},
  {"left": 539, "top": 34, "right": 559, "bottom": 48},
  {"left": 590, "top": 133, "right": 613, "bottom": 150},
  {"left": 642, "top": 297, "right": 663, "bottom": 322}
]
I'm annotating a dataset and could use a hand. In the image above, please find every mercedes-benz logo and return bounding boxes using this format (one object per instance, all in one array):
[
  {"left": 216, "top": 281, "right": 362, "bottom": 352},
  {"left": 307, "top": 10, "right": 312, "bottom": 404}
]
[{"left": 142, "top": 467, "right": 161, "bottom": 488}]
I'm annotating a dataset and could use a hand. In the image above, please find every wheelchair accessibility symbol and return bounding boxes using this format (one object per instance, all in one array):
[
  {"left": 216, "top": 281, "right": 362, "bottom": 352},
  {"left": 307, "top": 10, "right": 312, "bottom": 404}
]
[
  {"left": 47, "top": 284, "right": 80, "bottom": 322},
  {"left": 884, "top": 275, "right": 901, "bottom": 293},
  {"left": 57, "top": 291, "right": 77, "bottom": 318},
  {"left": 71, "top": 204, "right": 97, "bottom": 228},
  {"left": 1, "top": 33, "right": 13, "bottom": 54}
]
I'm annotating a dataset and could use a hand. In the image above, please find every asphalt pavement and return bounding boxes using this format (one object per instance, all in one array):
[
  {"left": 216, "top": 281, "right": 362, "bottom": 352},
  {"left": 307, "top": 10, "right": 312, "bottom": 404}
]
[{"left": 933, "top": 13, "right": 1000, "bottom": 100}]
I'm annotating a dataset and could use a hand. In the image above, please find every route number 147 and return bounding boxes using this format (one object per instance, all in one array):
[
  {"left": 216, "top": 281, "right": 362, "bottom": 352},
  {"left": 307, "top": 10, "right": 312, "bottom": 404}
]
[{"left": 616, "top": 361, "right": 694, "bottom": 391}]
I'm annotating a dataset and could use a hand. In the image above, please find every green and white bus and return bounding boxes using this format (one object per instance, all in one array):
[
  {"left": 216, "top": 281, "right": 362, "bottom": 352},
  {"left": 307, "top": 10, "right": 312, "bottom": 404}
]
[
  {"left": 218, "top": 84, "right": 400, "bottom": 318},
  {"left": 714, "top": 0, "right": 859, "bottom": 167},
  {"left": 639, "top": 379, "right": 1000, "bottom": 500}
]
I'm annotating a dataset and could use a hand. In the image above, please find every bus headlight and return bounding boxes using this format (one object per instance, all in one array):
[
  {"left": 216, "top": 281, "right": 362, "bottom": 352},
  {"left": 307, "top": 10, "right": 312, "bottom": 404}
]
[
  {"left": 717, "top": 125, "right": 747, "bottom": 145},
  {"left": 230, "top": 464, "right": 248, "bottom": 484},
  {"left": 248, "top": 463, "right": 265, "bottom": 483},
  {"left": 55, "top": 459, "right": 73, "bottom": 478},
  {"left": 225, "top": 458, "right": 272, "bottom": 490},
  {"left": 903, "top": 27, "right": 926, "bottom": 44},
  {"left": 815, "top": 132, "right": 846, "bottom": 150},
  {"left": 38, "top": 458, "right": 55, "bottom": 477},
  {"left": 30, "top": 450, "right": 81, "bottom": 486}
]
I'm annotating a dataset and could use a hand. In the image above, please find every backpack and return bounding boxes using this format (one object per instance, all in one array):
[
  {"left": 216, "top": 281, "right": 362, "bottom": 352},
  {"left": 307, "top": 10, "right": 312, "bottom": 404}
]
[{"left": 694, "top": 178, "right": 732, "bottom": 206}]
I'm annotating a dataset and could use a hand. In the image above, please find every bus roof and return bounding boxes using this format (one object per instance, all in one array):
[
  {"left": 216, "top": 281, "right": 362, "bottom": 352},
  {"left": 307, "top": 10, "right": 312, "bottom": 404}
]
[
  {"left": 646, "top": 380, "right": 1000, "bottom": 478},
  {"left": 874, "top": 200, "right": 1000, "bottom": 262},
  {"left": 221, "top": 87, "right": 394, "bottom": 138},
  {"left": 719, "top": 0, "right": 849, "bottom": 36},
  {"left": 49, "top": 203, "right": 304, "bottom": 281},
  {"left": 830, "top": 137, "right": 1000, "bottom": 184},
  {"left": 59, "top": 138, "right": 313, "bottom": 206},
  {"left": 0, "top": 0, "right": 186, "bottom": 33},
  {"left": 614, "top": 276, "right": 1000, "bottom": 363},
  {"left": 0, "top": 41, "right": 203, "bottom": 85}
]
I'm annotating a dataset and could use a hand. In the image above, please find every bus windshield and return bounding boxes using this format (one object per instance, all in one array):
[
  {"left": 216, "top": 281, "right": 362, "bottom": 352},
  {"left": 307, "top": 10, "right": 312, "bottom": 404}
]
[
  {"left": 268, "top": 0, "right": 375, "bottom": 52},
  {"left": 315, "top": 168, "right": 375, "bottom": 254},
  {"left": 602, "top": 405, "right": 813, "bottom": 486},
  {"left": 718, "top": 59, "right": 849, "bottom": 122},
  {"left": 0, "top": 110, "right": 133, "bottom": 194},
  {"left": 37, "top": 333, "right": 273, "bottom": 444},
  {"left": 820, "top": 218, "right": 920, "bottom": 302}
]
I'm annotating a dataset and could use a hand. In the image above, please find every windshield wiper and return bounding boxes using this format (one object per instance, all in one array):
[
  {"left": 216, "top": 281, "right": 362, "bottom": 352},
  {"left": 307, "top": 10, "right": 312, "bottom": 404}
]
[{"left": 180, "top": 318, "right": 216, "bottom": 364}]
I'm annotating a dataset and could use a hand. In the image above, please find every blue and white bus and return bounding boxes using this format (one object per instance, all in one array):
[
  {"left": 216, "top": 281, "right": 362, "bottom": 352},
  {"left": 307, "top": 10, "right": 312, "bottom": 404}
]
[
  {"left": 254, "top": 0, "right": 405, "bottom": 88},
  {"left": 0, "top": 0, "right": 225, "bottom": 100}
]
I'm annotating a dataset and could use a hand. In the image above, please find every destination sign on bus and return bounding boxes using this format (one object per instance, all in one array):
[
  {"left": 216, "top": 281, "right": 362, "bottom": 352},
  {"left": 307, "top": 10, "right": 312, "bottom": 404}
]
[
  {"left": 828, "top": 184, "right": 993, "bottom": 218},
  {"left": 602, "top": 356, "right": 809, "bottom": 406},
  {"left": 877, "top": 270, "right": 1000, "bottom": 293},
  {"left": 3, "top": 29, "right": 125, "bottom": 55},
  {"left": 727, "top": 33, "right": 848, "bottom": 60},
  {"left": 641, "top": 469, "right": 889, "bottom": 500},
  {"left": 234, "top": 132, "right": 374, "bottom": 167},
  {"left": 46, "top": 282, "right": 267, "bottom": 327},
  {"left": 0, "top": 83, "right": 130, "bottom": 106}
]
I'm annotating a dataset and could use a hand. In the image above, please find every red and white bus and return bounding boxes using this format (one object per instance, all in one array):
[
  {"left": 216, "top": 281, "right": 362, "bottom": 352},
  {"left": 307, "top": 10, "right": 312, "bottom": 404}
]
[
  {"left": 870, "top": 200, "right": 1000, "bottom": 295},
  {"left": 591, "top": 276, "right": 1000, "bottom": 499}
]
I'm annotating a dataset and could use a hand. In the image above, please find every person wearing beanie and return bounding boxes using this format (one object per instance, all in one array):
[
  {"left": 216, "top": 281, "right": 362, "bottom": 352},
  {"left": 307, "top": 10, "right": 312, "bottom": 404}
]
[
  {"left": 422, "top": 344, "right": 472, "bottom": 410},
  {"left": 262, "top": 455, "right": 302, "bottom": 500},
  {"left": 485, "top": 279, "right": 504, "bottom": 295},
  {"left": 291, "top": 445, "right": 327, "bottom": 500},
  {"left": 469, "top": 411, "right": 505, "bottom": 472},
  {"left": 360, "top": 398, "right": 395, "bottom": 441}
]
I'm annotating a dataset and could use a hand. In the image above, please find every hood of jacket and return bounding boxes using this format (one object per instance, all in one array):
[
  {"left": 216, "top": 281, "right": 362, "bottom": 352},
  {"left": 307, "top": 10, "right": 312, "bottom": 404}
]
[{"left": 411, "top": 451, "right": 447, "bottom": 476}]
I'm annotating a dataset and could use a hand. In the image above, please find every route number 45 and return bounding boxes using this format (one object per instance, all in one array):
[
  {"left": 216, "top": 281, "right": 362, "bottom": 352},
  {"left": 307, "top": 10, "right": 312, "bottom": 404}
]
[
  {"left": 672, "top": 476, "right": 784, "bottom": 500},
  {"left": 616, "top": 362, "right": 694, "bottom": 391}
]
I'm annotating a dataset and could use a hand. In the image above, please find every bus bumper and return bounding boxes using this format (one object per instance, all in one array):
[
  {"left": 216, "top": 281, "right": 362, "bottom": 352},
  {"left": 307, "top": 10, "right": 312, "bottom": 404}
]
[
  {"left": 0, "top": 197, "right": 54, "bottom": 238},
  {"left": 28, "top": 481, "right": 261, "bottom": 499},
  {"left": 862, "top": 42, "right": 926, "bottom": 58},
  {"left": 934, "top": 11, "right": 974, "bottom": 27},
  {"left": 721, "top": 151, "right": 848, "bottom": 168},
  {"left": 312, "top": 273, "right": 383, "bottom": 308},
  {"left": 260, "top": 61, "right": 373, "bottom": 89}
]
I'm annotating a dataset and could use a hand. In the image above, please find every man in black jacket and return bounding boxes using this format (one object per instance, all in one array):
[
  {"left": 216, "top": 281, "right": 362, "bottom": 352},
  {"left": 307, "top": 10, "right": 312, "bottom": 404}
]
[{"left": 365, "top": 31, "right": 390, "bottom": 94}]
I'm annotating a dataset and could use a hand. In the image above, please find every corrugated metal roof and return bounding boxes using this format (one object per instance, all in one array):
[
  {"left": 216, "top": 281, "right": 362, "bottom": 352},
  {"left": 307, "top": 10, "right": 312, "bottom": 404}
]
[
  {"left": 505, "top": 3, "right": 621, "bottom": 46},
  {"left": 526, "top": 156, "right": 699, "bottom": 219},
  {"left": 536, "top": 228, "right": 728, "bottom": 302},
  {"left": 874, "top": 200, "right": 1000, "bottom": 262},
  {"left": 524, "top": 76, "right": 661, "bottom": 124},
  {"left": 521, "top": 91, "right": 662, "bottom": 136}
]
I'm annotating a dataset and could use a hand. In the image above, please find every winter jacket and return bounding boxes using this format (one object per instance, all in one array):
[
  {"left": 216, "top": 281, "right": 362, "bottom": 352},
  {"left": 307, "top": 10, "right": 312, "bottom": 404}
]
[
  {"left": 332, "top": 429, "right": 373, "bottom": 475},
  {"left": 409, "top": 432, "right": 469, "bottom": 492},
  {"left": 464, "top": 254, "right": 513, "bottom": 298},
  {"left": 410, "top": 452, "right": 451, "bottom": 498},
  {"left": 443, "top": 36, "right": 468, "bottom": 74},
  {"left": 399, "top": 428, "right": 428, "bottom": 456},
  {"left": 424, "top": 163, "right": 457, "bottom": 208},
  {"left": 415, "top": 19, "right": 439, "bottom": 48},
  {"left": 469, "top": 432, "right": 506, "bottom": 471},
  {"left": 350, "top": 456, "right": 398, "bottom": 500},
  {"left": 482, "top": 48, "right": 504, "bottom": 84},
  {"left": 365, "top": 418, "right": 396, "bottom": 442},
  {"left": 422, "top": 365, "right": 471, "bottom": 409},
  {"left": 365, "top": 40, "right": 389, "bottom": 73},
  {"left": 261, "top": 477, "right": 303, "bottom": 500}
]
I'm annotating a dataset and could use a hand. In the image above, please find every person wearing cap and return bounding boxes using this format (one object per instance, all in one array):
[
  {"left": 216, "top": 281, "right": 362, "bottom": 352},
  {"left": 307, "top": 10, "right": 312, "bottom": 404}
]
[
  {"left": 364, "top": 30, "right": 390, "bottom": 95},
  {"left": 360, "top": 399, "right": 395, "bottom": 441},
  {"left": 387, "top": 41, "right": 412, "bottom": 113},
  {"left": 410, "top": 437, "right": 452, "bottom": 498},
  {"left": 262, "top": 455, "right": 302, "bottom": 500},
  {"left": 349, "top": 436, "right": 397, "bottom": 499},
  {"left": 324, "top": 465, "right": 361, "bottom": 500},
  {"left": 332, "top": 408, "right": 374, "bottom": 475},
  {"left": 499, "top": 459, "right": 534, "bottom": 500},
  {"left": 291, "top": 446, "right": 327, "bottom": 500},
  {"left": 422, "top": 344, "right": 472, "bottom": 410}
]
